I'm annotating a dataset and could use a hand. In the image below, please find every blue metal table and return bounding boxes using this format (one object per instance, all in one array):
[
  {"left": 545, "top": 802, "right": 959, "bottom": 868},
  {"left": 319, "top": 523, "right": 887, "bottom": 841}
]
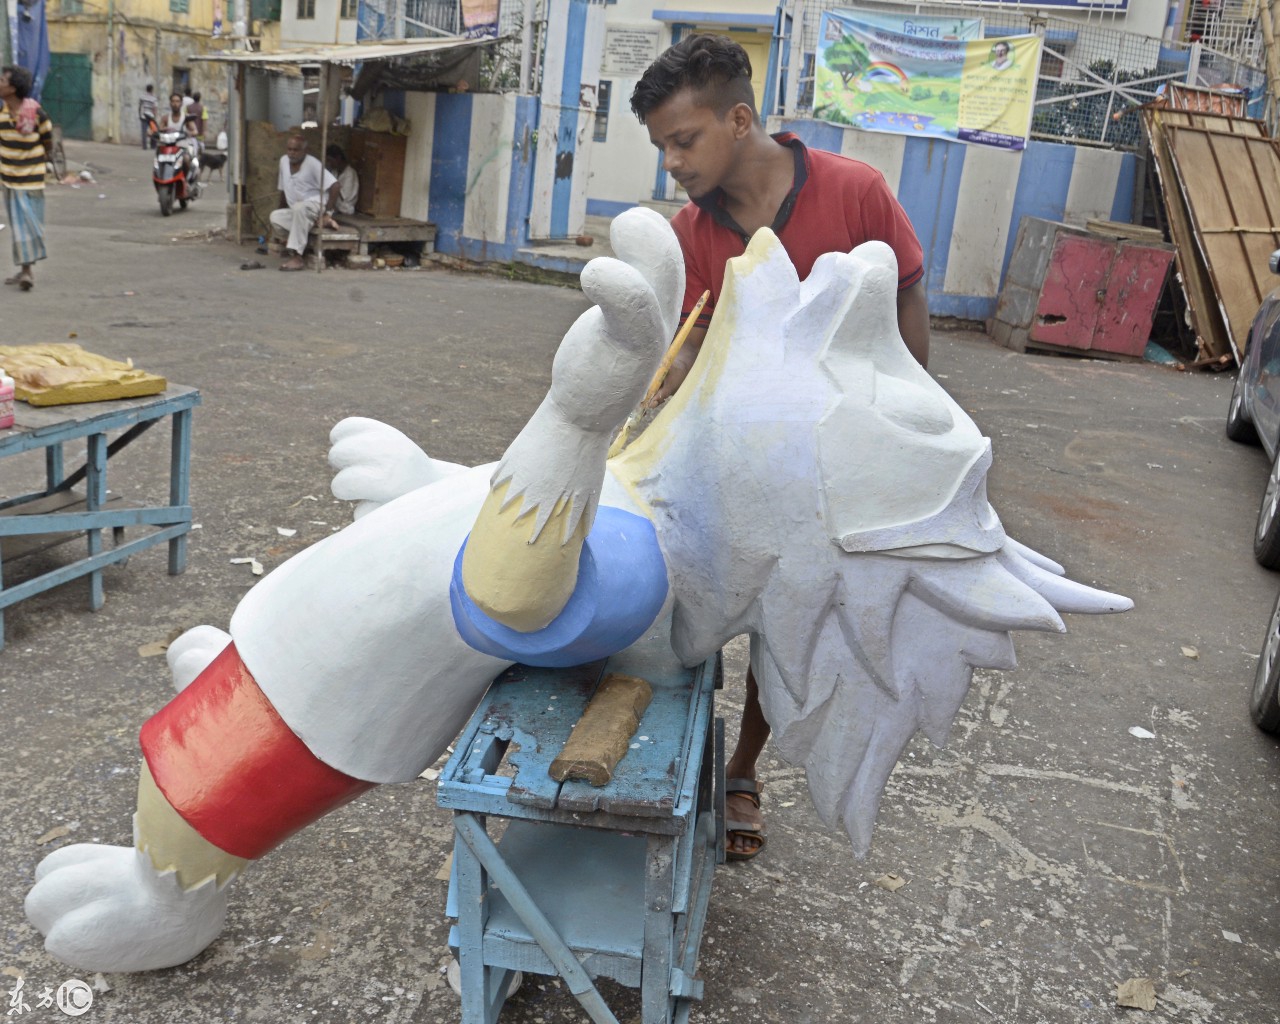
[
  {"left": 0, "top": 386, "right": 201, "bottom": 649},
  {"left": 438, "top": 624, "right": 723, "bottom": 1024}
]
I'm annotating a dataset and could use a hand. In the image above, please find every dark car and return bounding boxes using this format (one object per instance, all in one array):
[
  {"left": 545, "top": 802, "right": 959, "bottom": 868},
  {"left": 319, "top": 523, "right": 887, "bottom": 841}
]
[
  {"left": 1226, "top": 250, "right": 1280, "bottom": 569},
  {"left": 1252, "top": 590, "right": 1280, "bottom": 734},
  {"left": 1227, "top": 250, "right": 1280, "bottom": 735}
]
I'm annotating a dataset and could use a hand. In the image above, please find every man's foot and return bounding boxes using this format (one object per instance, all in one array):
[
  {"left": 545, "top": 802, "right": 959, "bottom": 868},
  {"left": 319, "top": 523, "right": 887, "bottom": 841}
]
[
  {"left": 322, "top": 215, "right": 340, "bottom": 230},
  {"left": 280, "top": 256, "right": 305, "bottom": 272},
  {"left": 4, "top": 271, "right": 21, "bottom": 285},
  {"left": 725, "top": 778, "right": 766, "bottom": 861},
  {"left": 17, "top": 268, "right": 33, "bottom": 291}
]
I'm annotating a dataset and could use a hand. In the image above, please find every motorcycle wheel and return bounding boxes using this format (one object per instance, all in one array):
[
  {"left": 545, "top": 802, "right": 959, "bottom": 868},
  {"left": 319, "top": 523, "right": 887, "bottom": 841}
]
[{"left": 159, "top": 184, "right": 174, "bottom": 217}]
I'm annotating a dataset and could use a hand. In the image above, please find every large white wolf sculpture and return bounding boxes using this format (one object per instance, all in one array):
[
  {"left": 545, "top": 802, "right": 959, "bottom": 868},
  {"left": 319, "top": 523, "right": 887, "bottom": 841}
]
[{"left": 25, "top": 208, "right": 1130, "bottom": 973}]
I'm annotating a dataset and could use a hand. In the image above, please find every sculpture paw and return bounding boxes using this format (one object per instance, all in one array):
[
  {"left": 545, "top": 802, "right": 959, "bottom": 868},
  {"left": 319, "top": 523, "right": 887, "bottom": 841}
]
[
  {"left": 167, "top": 625, "right": 232, "bottom": 693},
  {"left": 26, "top": 845, "right": 228, "bottom": 972},
  {"left": 329, "top": 416, "right": 456, "bottom": 519}
]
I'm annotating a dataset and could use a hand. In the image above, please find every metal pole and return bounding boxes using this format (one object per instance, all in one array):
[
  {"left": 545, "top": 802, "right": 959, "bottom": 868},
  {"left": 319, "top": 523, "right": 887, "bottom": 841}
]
[
  {"left": 234, "top": 62, "right": 244, "bottom": 245},
  {"left": 316, "top": 61, "right": 329, "bottom": 275},
  {"left": 519, "top": 0, "right": 535, "bottom": 94},
  {"left": 107, "top": 0, "right": 117, "bottom": 141},
  {"left": 0, "top": 0, "right": 12, "bottom": 68}
]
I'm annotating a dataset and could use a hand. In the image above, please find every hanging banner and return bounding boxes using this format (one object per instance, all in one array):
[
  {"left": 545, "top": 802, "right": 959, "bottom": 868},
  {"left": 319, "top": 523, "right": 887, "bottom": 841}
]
[
  {"left": 814, "top": 10, "right": 1041, "bottom": 151},
  {"left": 460, "top": 0, "right": 499, "bottom": 39},
  {"left": 832, "top": 9, "right": 985, "bottom": 42}
]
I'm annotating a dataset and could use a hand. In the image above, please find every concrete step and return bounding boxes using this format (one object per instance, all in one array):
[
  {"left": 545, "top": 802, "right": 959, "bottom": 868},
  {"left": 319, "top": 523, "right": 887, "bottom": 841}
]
[{"left": 638, "top": 198, "right": 685, "bottom": 220}]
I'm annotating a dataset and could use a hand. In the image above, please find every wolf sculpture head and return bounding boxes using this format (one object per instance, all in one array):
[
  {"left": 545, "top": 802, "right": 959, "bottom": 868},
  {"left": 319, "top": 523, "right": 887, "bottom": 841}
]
[{"left": 613, "top": 228, "right": 1132, "bottom": 855}]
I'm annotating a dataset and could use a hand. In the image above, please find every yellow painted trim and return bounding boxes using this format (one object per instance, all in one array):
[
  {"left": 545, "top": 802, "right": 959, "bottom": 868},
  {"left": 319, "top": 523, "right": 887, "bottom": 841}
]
[
  {"left": 460, "top": 480, "right": 590, "bottom": 633},
  {"left": 136, "top": 762, "right": 248, "bottom": 890}
]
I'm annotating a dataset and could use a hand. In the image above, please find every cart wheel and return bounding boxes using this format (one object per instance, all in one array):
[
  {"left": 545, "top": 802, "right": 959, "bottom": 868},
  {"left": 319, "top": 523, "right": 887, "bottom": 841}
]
[{"left": 50, "top": 139, "right": 67, "bottom": 181}]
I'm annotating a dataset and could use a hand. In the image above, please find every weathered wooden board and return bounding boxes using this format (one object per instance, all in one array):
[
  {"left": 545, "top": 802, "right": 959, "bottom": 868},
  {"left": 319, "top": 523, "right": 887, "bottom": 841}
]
[
  {"left": 1164, "top": 83, "right": 1248, "bottom": 116},
  {"left": 1142, "top": 108, "right": 1232, "bottom": 361},
  {"left": 1166, "top": 126, "right": 1280, "bottom": 362},
  {"left": 1154, "top": 109, "right": 1265, "bottom": 137}
]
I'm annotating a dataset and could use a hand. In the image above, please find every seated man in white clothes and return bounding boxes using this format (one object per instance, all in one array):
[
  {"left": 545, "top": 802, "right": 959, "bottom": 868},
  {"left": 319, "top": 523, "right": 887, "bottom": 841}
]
[
  {"left": 321, "top": 144, "right": 359, "bottom": 230},
  {"left": 269, "top": 134, "right": 339, "bottom": 272}
]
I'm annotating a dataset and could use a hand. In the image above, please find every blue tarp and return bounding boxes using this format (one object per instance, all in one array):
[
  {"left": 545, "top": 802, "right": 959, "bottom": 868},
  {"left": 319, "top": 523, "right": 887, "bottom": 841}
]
[
  {"left": 16, "top": 0, "right": 51, "bottom": 101},
  {"left": 16, "top": 0, "right": 50, "bottom": 102}
]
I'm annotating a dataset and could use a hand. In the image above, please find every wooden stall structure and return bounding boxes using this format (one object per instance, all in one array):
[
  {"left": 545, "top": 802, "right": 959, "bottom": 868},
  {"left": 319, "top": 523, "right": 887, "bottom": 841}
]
[{"left": 193, "top": 37, "right": 490, "bottom": 272}]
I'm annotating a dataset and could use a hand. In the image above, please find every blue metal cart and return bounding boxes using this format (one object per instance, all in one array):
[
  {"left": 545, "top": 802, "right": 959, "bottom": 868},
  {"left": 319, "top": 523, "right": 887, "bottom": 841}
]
[
  {"left": 0, "top": 386, "right": 201, "bottom": 649},
  {"left": 438, "top": 623, "right": 723, "bottom": 1024}
]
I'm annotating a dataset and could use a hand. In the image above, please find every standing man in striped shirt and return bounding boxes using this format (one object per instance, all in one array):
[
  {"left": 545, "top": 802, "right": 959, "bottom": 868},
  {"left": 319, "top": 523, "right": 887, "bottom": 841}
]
[{"left": 0, "top": 65, "right": 53, "bottom": 291}]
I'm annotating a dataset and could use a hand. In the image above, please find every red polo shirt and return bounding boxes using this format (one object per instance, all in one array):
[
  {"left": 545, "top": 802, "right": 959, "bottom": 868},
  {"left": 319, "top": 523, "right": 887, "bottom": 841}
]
[{"left": 671, "top": 133, "right": 924, "bottom": 329}]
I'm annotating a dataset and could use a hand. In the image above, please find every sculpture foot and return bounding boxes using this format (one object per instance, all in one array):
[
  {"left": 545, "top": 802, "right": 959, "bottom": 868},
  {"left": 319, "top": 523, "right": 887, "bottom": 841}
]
[
  {"left": 26, "top": 844, "right": 228, "bottom": 972},
  {"left": 167, "top": 625, "right": 232, "bottom": 693}
]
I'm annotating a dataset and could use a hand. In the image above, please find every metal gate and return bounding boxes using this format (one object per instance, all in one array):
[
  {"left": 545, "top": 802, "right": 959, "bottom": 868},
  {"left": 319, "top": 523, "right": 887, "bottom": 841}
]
[{"left": 42, "top": 52, "right": 93, "bottom": 140}]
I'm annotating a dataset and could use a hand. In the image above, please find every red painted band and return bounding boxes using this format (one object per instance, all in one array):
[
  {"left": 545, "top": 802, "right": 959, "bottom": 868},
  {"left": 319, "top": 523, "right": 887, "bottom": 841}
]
[{"left": 140, "top": 642, "right": 375, "bottom": 860}]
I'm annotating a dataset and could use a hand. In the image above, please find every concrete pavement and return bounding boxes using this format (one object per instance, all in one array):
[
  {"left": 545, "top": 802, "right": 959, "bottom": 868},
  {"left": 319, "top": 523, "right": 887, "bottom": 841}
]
[{"left": 0, "top": 139, "right": 1277, "bottom": 1023}]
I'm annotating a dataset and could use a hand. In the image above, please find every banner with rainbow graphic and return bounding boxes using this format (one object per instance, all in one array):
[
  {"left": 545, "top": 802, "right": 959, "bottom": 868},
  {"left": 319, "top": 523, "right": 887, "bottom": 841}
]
[{"left": 814, "top": 9, "right": 1041, "bottom": 151}]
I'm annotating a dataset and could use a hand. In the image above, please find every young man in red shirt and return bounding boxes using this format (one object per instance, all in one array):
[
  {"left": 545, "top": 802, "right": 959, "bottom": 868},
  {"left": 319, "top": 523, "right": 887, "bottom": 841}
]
[{"left": 630, "top": 34, "right": 930, "bottom": 860}]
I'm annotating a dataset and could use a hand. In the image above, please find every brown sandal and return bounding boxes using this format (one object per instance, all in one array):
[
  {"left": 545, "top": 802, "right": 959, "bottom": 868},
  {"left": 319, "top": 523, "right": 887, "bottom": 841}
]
[{"left": 725, "top": 778, "right": 767, "bottom": 862}]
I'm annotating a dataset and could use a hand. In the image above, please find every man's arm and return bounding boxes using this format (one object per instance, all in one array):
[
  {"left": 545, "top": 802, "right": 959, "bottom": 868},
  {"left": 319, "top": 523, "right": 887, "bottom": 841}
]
[
  {"left": 896, "top": 280, "right": 930, "bottom": 369},
  {"left": 325, "top": 180, "right": 341, "bottom": 216}
]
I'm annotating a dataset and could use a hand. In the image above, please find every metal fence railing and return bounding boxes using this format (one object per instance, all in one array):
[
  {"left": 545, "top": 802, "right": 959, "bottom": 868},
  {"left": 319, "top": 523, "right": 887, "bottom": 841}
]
[
  {"left": 781, "top": 0, "right": 1267, "bottom": 149},
  {"left": 354, "top": 0, "right": 526, "bottom": 91}
]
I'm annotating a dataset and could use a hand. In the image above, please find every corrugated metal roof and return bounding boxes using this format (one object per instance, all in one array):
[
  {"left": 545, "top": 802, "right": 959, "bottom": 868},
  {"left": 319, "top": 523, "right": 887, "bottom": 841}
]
[{"left": 191, "top": 36, "right": 492, "bottom": 66}]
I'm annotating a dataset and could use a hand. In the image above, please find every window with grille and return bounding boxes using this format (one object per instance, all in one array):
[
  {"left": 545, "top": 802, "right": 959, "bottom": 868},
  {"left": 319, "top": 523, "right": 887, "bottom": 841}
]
[
  {"left": 340, "top": 0, "right": 358, "bottom": 17},
  {"left": 594, "top": 80, "right": 612, "bottom": 142},
  {"left": 170, "top": 0, "right": 189, "bottom": 12},
  {"left": 297, "top": 0, "right": 315, "bottom": 19}
]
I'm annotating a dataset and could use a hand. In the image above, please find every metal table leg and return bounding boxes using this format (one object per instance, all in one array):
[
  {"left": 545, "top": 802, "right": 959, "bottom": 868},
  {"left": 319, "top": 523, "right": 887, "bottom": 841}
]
[
  {"left": 168, "top": 407, "right": 193, "bottom": 575},
  {"left": 45, "top": 443, "right": 63, "bottom": 489},
  {"left": 85, "top": 433, "right": 107, "bottom": 611}
]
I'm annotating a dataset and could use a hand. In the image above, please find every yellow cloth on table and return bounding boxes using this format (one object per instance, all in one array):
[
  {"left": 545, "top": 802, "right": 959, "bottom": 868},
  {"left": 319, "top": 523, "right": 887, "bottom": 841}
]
[{"left": 0, "top": 344, "right": 167, "bottom": 406}]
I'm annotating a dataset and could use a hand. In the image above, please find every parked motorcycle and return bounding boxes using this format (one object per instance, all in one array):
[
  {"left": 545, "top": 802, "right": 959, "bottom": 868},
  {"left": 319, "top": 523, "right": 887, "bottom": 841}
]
[{"left": 152, "top": 127, "right": 201, "bottom": 217}]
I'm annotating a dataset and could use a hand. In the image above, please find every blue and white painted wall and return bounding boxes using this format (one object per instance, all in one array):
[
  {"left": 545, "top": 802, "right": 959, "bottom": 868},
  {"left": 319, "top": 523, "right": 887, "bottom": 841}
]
[
  {"left": 394, "top": 90, "right": 538, "bottom": 264},
  {"left": 528, "top": 0, "right": 606, "bottom": 240},
  {"left": 770, "top": 117, "right": 1139, "bottom": 321},
  {"left": 389, "top": 97, "right": 1137, "bottom": 311}
]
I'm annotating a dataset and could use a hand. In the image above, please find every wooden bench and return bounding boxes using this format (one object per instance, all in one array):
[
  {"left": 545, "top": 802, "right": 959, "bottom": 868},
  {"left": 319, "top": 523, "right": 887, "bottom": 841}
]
[
  {"left": 438, "top": 623, "right": 723, "bottom": 1024},
  {"left": 309, "top": 213, "right": 437, "bottom": 265}
]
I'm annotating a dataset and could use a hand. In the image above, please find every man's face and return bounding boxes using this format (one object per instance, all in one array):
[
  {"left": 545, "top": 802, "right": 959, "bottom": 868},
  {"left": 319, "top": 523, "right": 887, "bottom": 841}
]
[
  {"left": 286, "top": 138, "right": 307, "bottom": 168},
  {"left": 644, "top": 89, "right": 740, "bottom": 200},
  {"left": 170, "top": 94, "right": 183, "bottom": 114},
  {"left": 995, "top": 44, "right": 1009, "bottom": 61},
  {"left": 0, "top": 72, "right": 14, "bottom": 100}
]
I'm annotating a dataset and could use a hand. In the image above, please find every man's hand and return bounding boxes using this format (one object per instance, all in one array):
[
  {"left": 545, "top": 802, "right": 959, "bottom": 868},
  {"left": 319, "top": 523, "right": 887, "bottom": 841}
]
[{"left": 646, "top": 326, "right": 706, "bottom": 407}]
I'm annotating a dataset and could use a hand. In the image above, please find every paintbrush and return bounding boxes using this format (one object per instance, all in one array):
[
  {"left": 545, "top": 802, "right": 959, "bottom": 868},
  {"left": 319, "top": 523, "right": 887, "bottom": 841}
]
[{"left": 607, "top": 290, "right": 710, "bottom": 459}]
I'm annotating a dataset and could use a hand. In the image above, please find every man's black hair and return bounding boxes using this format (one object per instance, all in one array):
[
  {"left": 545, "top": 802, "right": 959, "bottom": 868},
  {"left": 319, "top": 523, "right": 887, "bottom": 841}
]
[
  {"left": 2, "top": 65, "right": 33, "bottom": 100},
  {"left": 192, "top": 91, "right": 202, "bottom": 102},
  {"left": 630, "top": 34, "right": 755, "bottom": 124},
  {"left": 326, "top": 143, "right": 345, "bottom": 160}
]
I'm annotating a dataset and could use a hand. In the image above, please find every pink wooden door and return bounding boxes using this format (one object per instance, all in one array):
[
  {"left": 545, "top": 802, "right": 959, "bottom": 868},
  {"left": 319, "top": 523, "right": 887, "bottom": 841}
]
[
  {"left": 1030, "top": 235, "right": 1114, "bottom": 351},
  {"left": 1092, "top": 243, "right": 1175, "bottom": 357}
]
